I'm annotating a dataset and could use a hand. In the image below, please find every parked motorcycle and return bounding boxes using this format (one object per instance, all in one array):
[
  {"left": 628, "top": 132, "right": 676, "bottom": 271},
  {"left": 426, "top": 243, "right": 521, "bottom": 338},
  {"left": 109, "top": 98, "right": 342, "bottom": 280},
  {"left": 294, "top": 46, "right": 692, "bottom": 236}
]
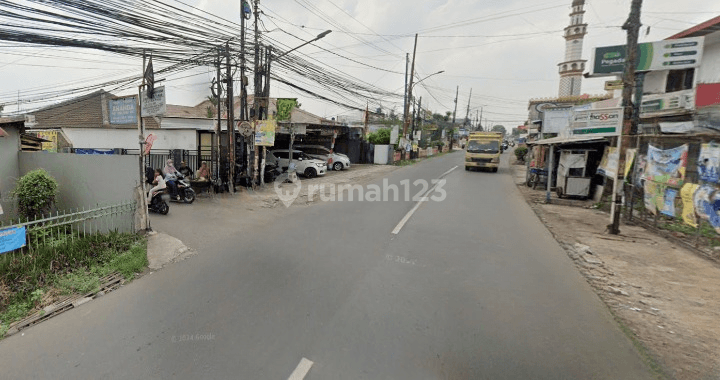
[
  {"left": 148, "top": 190, "right": 170, "bottom": 215},
  {"left": 166, "top": 173, "right": 196, "bottom": 204}
]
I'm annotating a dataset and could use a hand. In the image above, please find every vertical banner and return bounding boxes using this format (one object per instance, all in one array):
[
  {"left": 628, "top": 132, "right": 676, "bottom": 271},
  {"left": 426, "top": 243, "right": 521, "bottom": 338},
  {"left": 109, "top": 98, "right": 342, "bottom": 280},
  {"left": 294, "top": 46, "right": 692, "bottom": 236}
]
[
  {"left": 144, "top": 134, "right": 157, "bottom": 156},
  {"left": 698, "top": 143, "right": 720, "bottom": 183},
  {"left": 598, "top": 147, "right": 619, "bottom": 178},
  {"left": 276, "top": 98, "right": 297, "bottom": 122},
  {"left": 624, "top": 148, "right": 637, "bottom": 178},
  {"left": 681, "top": 183, "right": 700, "bottom": 227}
]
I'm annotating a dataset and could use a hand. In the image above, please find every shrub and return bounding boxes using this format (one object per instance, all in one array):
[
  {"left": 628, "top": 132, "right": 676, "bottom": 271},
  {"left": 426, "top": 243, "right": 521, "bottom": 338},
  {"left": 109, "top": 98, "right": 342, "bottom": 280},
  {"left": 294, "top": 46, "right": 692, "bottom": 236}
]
[
  {"left": 514, "top": 146, "right": 528, "bottom": 162},
  {"left": 12, "top": 169, "right": 58, "bottom": 220},
  {"left": 368, "top": 128, "right": 392, "bottom": 145}
]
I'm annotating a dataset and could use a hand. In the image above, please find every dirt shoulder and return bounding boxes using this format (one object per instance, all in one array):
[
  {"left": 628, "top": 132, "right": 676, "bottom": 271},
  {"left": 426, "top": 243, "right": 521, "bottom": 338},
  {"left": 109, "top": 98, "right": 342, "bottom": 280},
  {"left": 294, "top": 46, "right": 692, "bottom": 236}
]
[{"left": 511, "top": 163, "right": 720, "bottom": 380}]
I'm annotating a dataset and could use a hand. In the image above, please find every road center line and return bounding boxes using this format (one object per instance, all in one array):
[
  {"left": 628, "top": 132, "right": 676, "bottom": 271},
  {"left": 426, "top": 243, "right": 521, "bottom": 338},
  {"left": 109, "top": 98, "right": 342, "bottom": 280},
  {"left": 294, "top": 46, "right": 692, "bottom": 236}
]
[
  {"left": 287, "top": 357, "right": 314, "bottom": 380},
  {"left": 391, "top": 166, "right": 458, "bottom": 235}
]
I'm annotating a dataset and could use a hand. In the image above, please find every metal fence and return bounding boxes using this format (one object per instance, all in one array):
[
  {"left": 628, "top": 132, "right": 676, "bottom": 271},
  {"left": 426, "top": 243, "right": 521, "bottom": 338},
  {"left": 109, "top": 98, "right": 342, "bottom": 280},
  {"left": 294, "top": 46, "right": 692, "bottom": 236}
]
[{"left": 0, "top": 201, "right": 136, "bottom": 255}]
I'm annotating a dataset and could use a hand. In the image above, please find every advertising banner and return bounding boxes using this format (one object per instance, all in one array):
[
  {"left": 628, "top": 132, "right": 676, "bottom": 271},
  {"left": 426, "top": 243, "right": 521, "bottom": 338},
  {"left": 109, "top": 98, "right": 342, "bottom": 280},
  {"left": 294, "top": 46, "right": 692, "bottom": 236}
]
[
  {"left": 109, "top": 97, "right": 137, "bottom": 124},
  {"left": 36, "top": 130, "right": 57, "bottom": 152},
  {"left": 645, "top": 144, "right": 688, "bottom": 186},
  {"left": 698, "top": 142, "right": 720, "bottom": 183},
  {"left": 144, "top": 134, "right": 157, "bottom": 155},
  {"left": 255, "top": 119, "right": 277, "bottom": 147},
  {"left": 604, "top": 80, "right": 624, "bottom": 91},
  {"left": 597, "top": 147, "right": 619, "bottom": 178},
  {"left": 572, "top": 108, "right": 622, "bottom": 136},
  {"left": 694, "top": 185, "right": 720, "bottom": 233},
  {"left": 141, "top": 86, "right": 166, "bottom": 117},
  {"left": 681, "top": 183, "right": 700, "bottom": 227},
  {"left": 0, "top": 226, "right": 26, "bottom": 254},
  {"left": 661, "top": 188, "right": 678, "bottom": 217},
  {"left": 591, "top": 37, "right": 704, "bottom": 76}
]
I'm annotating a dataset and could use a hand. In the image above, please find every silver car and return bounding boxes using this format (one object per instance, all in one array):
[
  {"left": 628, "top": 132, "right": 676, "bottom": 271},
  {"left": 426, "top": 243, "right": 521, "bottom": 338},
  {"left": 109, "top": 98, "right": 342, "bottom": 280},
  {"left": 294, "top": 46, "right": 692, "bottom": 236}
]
[{"left": 293, "top": 145, "right": 351, "bottom": 171}]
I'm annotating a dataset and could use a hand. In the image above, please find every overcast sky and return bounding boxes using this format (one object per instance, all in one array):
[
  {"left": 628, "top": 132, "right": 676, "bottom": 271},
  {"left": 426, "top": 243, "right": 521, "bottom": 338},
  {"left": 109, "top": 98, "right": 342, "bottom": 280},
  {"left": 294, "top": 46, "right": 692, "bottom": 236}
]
[{"left": 1, "top": 0, "right": 718, "bottom": 129}]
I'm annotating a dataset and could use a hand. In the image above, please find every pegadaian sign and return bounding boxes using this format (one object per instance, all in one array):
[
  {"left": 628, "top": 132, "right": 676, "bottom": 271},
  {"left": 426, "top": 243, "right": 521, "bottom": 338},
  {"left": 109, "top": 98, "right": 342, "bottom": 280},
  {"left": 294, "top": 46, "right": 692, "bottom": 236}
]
[{"left": 591, "top": 37, "right": 704, "bottom": 76}]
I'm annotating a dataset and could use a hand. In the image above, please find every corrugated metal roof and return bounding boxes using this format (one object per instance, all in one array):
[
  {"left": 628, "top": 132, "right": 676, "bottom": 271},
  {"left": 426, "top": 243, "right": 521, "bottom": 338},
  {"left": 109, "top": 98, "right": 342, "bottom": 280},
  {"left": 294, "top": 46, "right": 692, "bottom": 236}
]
[
  {"left": 530, "top": 135, "right": 607, "bottom": 145},
  {"left": 667, "top": 16, "right": 720, "bottom": 39}
]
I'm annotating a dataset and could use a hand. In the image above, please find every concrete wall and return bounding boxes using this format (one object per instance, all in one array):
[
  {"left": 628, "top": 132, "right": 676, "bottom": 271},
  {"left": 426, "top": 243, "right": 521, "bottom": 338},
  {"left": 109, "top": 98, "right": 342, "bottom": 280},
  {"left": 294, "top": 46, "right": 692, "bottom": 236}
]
[
  {"left": 18, "top": 152, "right": 140, "bottom": 211},
  {"left": 0, "top": 125, "right": 21, "bottom": 221},
  {"left": 62, "top": 128, "right": 197, "bottom": 150}
]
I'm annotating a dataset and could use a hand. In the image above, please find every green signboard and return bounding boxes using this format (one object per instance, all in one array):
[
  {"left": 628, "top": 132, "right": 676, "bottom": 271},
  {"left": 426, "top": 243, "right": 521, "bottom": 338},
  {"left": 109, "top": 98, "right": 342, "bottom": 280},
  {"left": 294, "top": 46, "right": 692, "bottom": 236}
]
[{"left": 591, "top": 37, "right": 704, "bottom": 76}]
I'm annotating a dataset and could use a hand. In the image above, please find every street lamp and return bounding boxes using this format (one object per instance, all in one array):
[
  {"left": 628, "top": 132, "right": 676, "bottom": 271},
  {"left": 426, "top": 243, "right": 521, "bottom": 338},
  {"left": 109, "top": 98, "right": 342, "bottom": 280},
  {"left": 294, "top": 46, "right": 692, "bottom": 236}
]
[
  {"left": 274, "top": 30, "right": 332, "bottom": 180},
  {"left": 274, "top": 30, "right": 332, "bottom": 60}
]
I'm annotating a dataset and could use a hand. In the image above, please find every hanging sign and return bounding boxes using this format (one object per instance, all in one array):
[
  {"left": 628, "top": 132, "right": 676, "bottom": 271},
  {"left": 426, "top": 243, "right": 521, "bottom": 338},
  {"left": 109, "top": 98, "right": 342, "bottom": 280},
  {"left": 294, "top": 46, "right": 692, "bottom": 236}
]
[
  {"left": 141, "top": 86, "right": 166, "bottom": 117},
  {"left": 645, "top": 144, "right": 688, "bottom": 186},
  {"left": 604, "top": 80, "right": 624, "bottom": 91},
  {"left": 0, "top": 226, "right": 26, "bottom": 254}
]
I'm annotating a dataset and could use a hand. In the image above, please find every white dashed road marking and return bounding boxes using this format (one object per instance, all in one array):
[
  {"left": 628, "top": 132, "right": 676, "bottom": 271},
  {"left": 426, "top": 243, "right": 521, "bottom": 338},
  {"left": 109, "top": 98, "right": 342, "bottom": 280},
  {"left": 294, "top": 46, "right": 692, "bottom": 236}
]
[
  {"left": 287, "top": 357, "right": 314, "bottom": 380},
  {"left": 392, "top": 166, "right": 458, "bottom": 235}
]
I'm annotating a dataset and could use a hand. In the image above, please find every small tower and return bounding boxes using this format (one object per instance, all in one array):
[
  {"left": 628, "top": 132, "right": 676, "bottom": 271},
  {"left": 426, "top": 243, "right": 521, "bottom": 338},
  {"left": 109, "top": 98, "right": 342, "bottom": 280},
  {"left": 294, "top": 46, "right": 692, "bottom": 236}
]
[{"left": 558, "top": 0, "right": 588, "bottom": 97}]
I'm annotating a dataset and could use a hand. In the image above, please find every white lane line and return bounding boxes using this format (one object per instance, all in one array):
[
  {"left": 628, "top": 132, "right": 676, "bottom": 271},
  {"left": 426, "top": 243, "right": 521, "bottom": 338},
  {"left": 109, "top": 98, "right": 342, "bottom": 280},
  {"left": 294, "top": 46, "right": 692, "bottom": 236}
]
[
  {"left": 287, "top": 357, "right": 314, "bottom": 380},
  {"left": 391, "top": 166, "right": 459, "bottom": 235}
]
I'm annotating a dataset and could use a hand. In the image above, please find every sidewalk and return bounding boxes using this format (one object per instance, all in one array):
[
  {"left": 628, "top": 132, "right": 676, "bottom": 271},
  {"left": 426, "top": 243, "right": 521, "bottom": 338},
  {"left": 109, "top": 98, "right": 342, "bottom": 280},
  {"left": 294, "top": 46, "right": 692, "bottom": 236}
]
[{"left": 511, "top": 162, "right": 720, "bottom": 380}]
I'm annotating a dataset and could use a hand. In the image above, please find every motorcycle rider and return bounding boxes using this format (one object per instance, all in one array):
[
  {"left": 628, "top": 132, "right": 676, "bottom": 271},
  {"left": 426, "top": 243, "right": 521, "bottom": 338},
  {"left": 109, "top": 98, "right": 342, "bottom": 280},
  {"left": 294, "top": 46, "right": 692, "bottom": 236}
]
[
  {"left": 163, "top": 159, "right": 181, "bottom": 200},
  {"left": 147, "top": 169, "right": 166, "bottom": 204}
]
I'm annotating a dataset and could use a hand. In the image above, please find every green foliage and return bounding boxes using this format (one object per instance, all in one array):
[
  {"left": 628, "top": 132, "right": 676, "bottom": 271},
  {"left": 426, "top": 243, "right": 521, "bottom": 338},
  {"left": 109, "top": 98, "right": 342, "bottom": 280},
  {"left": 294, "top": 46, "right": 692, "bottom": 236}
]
[
  {"left": 491, "top": 125, "right": 507, "bottom": 136},
  {"left": 368, "top": 128, "right": 392, "bottom": 145},
  {"left": 514, "top": 146, "right": 528, "bottom": 161},
  {"left": 12, "top": 169, "right": 58, "bottom": 220},
  {"left": 206, "top": 106, "right": 214, "bottom": 118},
  {"left": 0, "top": 233, "right": 146, "bottom": 338}
]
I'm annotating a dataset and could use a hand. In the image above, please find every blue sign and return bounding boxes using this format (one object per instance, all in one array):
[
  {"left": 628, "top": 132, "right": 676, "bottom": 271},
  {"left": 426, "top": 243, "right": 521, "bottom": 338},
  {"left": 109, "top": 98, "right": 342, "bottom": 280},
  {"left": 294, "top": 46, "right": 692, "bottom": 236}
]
[
  {"left": 0, "top": 226, "right": 26, "bottom": 254},
  {"left": 109, "top": 97, "right": 137, "bottom": 125}
]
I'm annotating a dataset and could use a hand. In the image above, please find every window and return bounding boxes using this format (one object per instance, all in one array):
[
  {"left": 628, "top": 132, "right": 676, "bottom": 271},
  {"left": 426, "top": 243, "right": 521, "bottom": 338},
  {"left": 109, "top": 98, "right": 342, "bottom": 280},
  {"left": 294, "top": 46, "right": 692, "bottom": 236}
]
[
  {"left": 274, "top": 151, "right": 289, "bottom": 159},
  {"left": 665, "top": 68, "right": 695, "bottom": 93}
]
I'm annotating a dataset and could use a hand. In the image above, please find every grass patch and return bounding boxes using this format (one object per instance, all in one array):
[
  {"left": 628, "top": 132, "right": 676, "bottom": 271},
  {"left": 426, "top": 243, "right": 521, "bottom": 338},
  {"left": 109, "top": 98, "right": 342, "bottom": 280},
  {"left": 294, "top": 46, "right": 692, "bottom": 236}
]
[{"left": 0, "top": 233, "right": 146, "bottom": 338}]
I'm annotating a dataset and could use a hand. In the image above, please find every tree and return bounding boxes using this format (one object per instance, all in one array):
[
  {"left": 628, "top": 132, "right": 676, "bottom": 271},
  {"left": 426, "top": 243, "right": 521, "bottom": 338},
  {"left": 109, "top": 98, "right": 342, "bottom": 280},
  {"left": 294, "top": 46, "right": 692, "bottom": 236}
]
[
  {"left": 13, "top": 169, "right": 59, "bottom": 220},
  {"left": 0, "top": 104, "right": 3, "bottom": 114},
  {"left": 511, "top": 128, "right": 521, "bottom": 137},
  {"left": 491, "top": 125, "right": 507, "bottom": 136}
]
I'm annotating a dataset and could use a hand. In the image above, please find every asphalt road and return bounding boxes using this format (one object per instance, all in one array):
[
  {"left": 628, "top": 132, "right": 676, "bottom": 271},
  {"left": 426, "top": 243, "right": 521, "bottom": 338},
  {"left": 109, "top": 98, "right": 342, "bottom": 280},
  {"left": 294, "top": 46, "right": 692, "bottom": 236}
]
[{"left": 0, "top": 151, "right": 654, "bottom": 379}]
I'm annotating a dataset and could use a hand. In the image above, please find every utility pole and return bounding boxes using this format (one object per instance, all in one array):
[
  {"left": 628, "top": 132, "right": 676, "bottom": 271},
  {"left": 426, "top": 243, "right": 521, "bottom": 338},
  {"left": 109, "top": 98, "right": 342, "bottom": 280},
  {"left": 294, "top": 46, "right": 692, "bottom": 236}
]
[
  {"left": 402, "top": 53, "right": 409, "bottom": 131},
  {"left": 225, "top": 42, "right": 235, "bottom": 194},
  {"left": 475, "top": 110, "right": 479, "bottom": 131},
  {"left": 215, "top": 49, "right": 222, "bottom": 183},
  {"left": 412, "top": 96, "right": 422, "bottom": 158},
  {"left": 610, "top": 0, "right": 643, "bottom": 235},
  {"left": 402, "top": 34, "right": 418, "bottom": 160},
  {"left": 136, "top": 50, "right": 149, "bottom": 230},
  {"left": 252, "top": 0, "right": 262, "bottom": 183},
  {"left": 464, "top": 88, "right": 472, "bottom": 129}
]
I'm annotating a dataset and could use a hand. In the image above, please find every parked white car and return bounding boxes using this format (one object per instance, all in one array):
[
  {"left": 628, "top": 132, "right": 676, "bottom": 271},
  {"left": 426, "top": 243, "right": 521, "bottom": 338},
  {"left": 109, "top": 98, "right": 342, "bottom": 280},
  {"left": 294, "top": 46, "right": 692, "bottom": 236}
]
[
  {"left": 266, "top": 149, "right": 327, "bottom": 178},
  {"left": 293, "top": 144, "right": 351, "bottom": 171}
]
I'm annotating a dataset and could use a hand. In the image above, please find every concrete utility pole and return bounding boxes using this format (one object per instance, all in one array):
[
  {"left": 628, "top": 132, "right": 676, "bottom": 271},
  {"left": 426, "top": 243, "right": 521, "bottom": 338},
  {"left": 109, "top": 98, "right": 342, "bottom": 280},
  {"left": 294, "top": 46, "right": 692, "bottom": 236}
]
[
  {"left": 403, "top": 53, "right": 409, "bottom": 129},
  {"left": 136, "top": 50, "right": 149, "bottom": 230},
  {"left": 402, "top": 34, "right": 418, "bottom": 159},
  {"left": 464, "top": 88, "right": 472, "bottom": 128},
  {"left": 252, "top": 0, "right": 261, "bottom": 186},
  {"left": 610, "top": 0, "right": 643, "bottom": 235},
  {"left": 225, "top": 42, "right": 235, "bottom": 194},
  {"left": 215, "top": 49, "right": 222, "bottom": 182}
]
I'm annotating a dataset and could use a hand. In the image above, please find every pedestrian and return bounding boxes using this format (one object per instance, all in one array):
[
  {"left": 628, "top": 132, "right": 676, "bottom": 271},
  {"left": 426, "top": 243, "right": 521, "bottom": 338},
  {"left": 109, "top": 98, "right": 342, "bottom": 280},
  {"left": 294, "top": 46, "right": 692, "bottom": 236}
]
[
  {"left": 147, "top": 168, "right": 166, "bottom": 204},
  {"left": 196, "top": 161, "right": 211, "bottom": 181}
]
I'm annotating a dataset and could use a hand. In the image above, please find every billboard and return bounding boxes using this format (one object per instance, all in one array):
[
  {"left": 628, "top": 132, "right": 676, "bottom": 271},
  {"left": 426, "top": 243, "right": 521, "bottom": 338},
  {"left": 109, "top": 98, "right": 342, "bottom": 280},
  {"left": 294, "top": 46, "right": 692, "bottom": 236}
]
[
  {"left": 591, "top": 37, "right": 704, "bottom": 76},
  {"left": 542, "top": 107, "right": 572, "bottom": 134},
  {"left": 36, "top": 130, "right": 57, "bottom": 152},
  {"left": 572, "top": 108, "right": 622, "bottom": 136},
  {"left": 109, "top": 97, "right": 137, "bottom": 124}
]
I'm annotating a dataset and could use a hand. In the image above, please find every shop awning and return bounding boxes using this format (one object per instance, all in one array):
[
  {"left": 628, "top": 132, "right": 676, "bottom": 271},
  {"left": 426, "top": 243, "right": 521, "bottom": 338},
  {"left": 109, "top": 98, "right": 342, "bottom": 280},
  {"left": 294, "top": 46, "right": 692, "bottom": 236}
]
[{"left": 530, "top": 135, "right": 607, "bottom": 146}]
